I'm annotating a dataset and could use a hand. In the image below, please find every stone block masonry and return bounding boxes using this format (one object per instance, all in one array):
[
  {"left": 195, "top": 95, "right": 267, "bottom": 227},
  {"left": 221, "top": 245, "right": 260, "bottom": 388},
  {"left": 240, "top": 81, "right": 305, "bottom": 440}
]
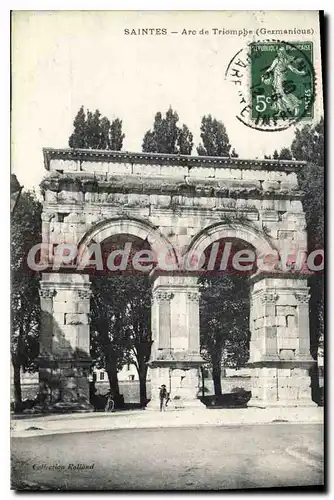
[{"left": 37, "top": 149, "right": 316, "bottom": 411}]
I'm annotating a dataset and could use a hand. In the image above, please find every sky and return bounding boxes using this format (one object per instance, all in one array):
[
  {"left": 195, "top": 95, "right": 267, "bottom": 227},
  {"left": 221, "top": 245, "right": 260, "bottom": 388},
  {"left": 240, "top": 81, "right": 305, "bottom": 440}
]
[{"left": 11, "top": 10, "right": 323, "bottom": 190}]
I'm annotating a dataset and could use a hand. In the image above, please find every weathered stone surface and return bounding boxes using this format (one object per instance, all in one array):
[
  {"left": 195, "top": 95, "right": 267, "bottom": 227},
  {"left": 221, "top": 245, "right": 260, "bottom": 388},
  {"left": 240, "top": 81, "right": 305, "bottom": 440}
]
[
  {"left": 189, "top": 166, "right": 215, "bottom": 178},
  {"left": 40, "top": 150, "right": 313, "bottom": 410},
  {"left": 276, "top": 305, "right": 296, "bottom": 316},
  {"left": 215, "top": 167, "right": 242, "bottom": 180},
  {"left": 53, "top": 301, "right": 76, "bottom": 313},
  {"left": 58, "top": 190, "right": 84, "bottom": 204},
  {"left": 81, "top": 161, "right": 108, "bottom": 174},
  {"left": 262, "top": 180, "right": 280, "bottom": 191},
  {"left": 65, "top": 313, "right": 88, "bottom": 325},
  {"left": 108, "top": 162, "right": 132, "bottom": 175},
  {"left": 50, "top": 159, "right": 79, "bottom": 172},
  {"left": 44, "top": 190, "right": 58, "bottom": 203}
]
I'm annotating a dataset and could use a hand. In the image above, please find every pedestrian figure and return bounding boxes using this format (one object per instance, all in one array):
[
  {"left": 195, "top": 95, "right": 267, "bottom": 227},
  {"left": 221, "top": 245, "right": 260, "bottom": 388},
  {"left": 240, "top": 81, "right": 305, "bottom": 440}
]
[{"left": 159, "top": 384, "right": 167, "bottom": 412}]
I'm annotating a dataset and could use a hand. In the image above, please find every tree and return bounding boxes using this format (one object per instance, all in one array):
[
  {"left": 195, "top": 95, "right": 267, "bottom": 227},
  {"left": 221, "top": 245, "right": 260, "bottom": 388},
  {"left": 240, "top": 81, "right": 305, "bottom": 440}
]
[
  {"left": 90, "top": 276, "right": 132, "bottom": 398},
  {"left": 197, "top": 115, "right": 237, "bottom": 157},
  {"left": 11, "top": 190, "right": 42, "bottom": 410},
  {"left": 69, "top": 106, "right": 125, "bottom": 150},
  {"left": 199, "top": 275, "right": 250, "bottom": 396},
  {"left": 291, "top": 118, "right": 324, "bottom": 166},
  {"left": 90, "top": 274, "right": 152, "bottom": 407},
  {"left": 142, "top": 107, "right": 193, "bottom": 154},
  {"left": 68, "top": 106, "right": 87, "bottom": 148},
  {"left": 291, "top": 118, "right": 324, "bottom": 359},
  {"left": 85, "top": 109, "right": 103, "bottom": 149},
  {"left": 273, "top": 149, "right": 279, "bottom": 159},
  {"left": 122, "top": 276, "right": 152, "bottom": 406},
  {"left": 110, "top": 118, "right": 126, "bottom": 151},
  {"left": 278, "top": 147, "right": 293, "bottom": 160},
  {"left": 177, "top": 124, "right": 194, "bottom": 155},
  {"left": 11, "top": 173, "right": 23, "bottom": 213}
]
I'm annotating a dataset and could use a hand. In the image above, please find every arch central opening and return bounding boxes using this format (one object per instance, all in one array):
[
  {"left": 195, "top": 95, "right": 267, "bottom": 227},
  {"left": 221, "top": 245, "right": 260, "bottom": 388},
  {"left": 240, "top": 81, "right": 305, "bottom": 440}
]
[
  {"left": 89, "top": 232, "right": 154, "bottom": 411},
  {"left": 198, "top": 237, "right": 255, "bottom": 405}
]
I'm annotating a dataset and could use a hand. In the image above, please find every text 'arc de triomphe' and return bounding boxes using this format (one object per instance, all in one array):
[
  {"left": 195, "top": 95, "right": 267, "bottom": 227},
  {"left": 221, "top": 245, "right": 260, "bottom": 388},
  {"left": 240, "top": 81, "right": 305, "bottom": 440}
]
[{"left": 38, "top": 148, "right": 316, "bottom": 410}]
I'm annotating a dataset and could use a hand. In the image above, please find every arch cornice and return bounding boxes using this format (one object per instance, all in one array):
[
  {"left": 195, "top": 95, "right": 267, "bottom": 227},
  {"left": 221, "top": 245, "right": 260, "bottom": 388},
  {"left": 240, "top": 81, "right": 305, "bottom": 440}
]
[
  {"left": 186, "top": 221, "right": 278, "bottom": 258},
  {"left": 43, "top": 147, "right": 306, "bottom": 172},
  {"left": 77, "top": 215, "right": 179, "bottom": 267}
]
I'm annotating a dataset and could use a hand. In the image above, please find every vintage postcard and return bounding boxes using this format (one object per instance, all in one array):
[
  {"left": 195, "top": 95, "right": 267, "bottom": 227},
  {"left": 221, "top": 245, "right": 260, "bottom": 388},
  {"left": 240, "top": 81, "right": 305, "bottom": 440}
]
[{"left": 10, "top": 10, "right": 324, "bottom": 491}]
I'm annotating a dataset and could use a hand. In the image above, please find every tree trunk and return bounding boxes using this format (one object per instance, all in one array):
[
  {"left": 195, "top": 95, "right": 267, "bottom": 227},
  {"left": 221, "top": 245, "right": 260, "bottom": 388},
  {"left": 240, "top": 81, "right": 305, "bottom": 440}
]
[
  {"left": 12, "top": 361, "right": 22, "bottom": 411},
  {"left": 134, "top": 339, "right": 152, "bottom": 408},
  {"left": 106, "top": 362, "right": 120, "bottom": 396},
  {"left": 212, "top": 366, "right": 222, "bottom": 397},
  {"left": 138, "top": 364, "right": 148, "bottom": 407},
  {"left": 200, "top": 366, "right": 206, "bottom": 398},
  {"left": 211, "top": 345, "right": 223, "bottom": 397}
]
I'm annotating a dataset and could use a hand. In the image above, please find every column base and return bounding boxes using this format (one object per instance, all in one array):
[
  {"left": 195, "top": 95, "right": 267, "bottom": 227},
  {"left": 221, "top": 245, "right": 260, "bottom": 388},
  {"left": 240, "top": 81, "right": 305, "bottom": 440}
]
[
  {"left": 248, "top": 398, "right": 318, "bottom": 409},
  {"left": 38, "top": 400, "right": 95, "bottom": 414},
  {"left": 146, "top": 364, "right": 206, "bottom": 411},
  {"left": 249, "top": 365, "right": 316, "bottom": 408},
  {"left": 38, "top": 356, "right": 92, "bottom": 413}
]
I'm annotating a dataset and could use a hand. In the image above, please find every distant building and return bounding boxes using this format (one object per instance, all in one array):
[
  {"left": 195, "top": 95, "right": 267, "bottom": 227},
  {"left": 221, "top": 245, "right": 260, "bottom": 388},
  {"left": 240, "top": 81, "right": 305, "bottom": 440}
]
[{"left": 93, "top": 363, "right": 145, "bottom": 383}]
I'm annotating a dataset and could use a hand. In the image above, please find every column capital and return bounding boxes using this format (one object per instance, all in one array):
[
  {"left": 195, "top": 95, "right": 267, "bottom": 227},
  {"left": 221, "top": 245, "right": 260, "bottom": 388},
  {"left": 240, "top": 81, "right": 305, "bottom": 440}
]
[
  {"left": 187, "top": 291, "right": 200, "bottom": 302},
  {"left": 78, "top": 289, "right": 92, "bottom": 300},
  {"left": 260, "top": 293, "right": 278, "bottom": 304},
  {"left": 39, "top": 288, "right": 57, "bottom": 299},
  {"left": 153, "top": 291, "right": 174, "bottom": 302},
  {"left": 294, "top": 292, "right": 310, "bottom": 304}
]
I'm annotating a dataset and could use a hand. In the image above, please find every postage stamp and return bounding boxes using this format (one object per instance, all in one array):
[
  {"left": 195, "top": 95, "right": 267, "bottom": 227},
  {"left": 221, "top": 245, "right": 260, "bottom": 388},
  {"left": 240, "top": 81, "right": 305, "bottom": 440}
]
[
  {"left": 225, "top": 40, "right": 315, "bottom": 132},
  {"left": 250, "top": 41, "right": 314, "bottom": 122}
]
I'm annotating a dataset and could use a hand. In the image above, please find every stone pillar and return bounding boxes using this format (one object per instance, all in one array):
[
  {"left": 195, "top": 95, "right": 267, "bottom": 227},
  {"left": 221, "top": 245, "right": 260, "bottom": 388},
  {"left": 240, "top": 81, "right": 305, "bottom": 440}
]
[
  {"left": 40, "top": 212, "right": 55, "bottom": 265},
  {"left": 248, "top": 276, "right": 316, "bottom": 408},
  {"left": 38, "top": 287, "right": 56, "bottom": 405},
  {"left": 38, "top": 272, "right": 93, "bottom": 412},
  {"left": 147, "top": 274, "right": 205, "bottom": 410}
]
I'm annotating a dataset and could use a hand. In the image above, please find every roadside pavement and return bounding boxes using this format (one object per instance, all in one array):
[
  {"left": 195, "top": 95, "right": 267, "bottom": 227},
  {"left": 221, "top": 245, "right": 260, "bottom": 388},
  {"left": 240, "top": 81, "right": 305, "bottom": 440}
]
[{"left": 11, "top": 406, "right": 324, "bottom": 439}]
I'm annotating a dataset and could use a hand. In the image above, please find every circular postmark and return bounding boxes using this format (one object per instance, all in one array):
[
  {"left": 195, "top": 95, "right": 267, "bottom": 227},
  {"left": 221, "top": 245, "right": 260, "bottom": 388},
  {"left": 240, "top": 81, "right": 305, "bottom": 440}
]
[{"left": 225, "top": 39, "right": 315, "bottom": 132}]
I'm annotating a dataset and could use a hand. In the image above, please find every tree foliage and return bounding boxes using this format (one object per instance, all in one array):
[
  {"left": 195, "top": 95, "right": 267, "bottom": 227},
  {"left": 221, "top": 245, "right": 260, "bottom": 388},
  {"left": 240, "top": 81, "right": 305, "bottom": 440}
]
[
  {"left": 291, "top": 117, "right": 324, "bottom": 166},
  {"left": 121, "top": 275, "right": 152, "bottom": 406},
  {"left": 142, "top": 107, "right": 193, "bottom": 154},
  {"left": 266, "top": 119, "right": 324, "bottom": 358},
  {"left": 291, "top": 118, "right": 324, "bottom": 357},
  {"left": 291, "top": 118, "right": 324, "bottom": 250},
  {"left": 197, "top": 115, "right": 238, "bottom": 157},
  {"left": 11, "top": 190, "right": 42, "bottom": 407},
  {"left": 199, "top": 275, "right": 250, "bottom": 395},
  {"left": 90, "top": 274, "right": 152, "bottom": 405},
  {"left": 278, "top": 147, "right": 293, "bottom": 160},
  {"left": 90, "top": 276, "right": 132, "bottom": 396},
  {"left": 69, "top": 105, "right": 125, "bottom": 150}
]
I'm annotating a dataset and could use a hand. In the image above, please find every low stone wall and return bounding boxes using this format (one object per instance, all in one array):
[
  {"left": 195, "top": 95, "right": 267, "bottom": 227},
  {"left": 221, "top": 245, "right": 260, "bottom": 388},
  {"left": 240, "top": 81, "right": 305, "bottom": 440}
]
[
  {"left": 94, "top": 381, "right": 152, "bottom": 403},
  {"left": 15, "top": 377, "right": 252, "bottom": 404},
  {"left": 203, "top": 377, "right": 252, "bottom": 395},
  {"left": 13, "top": 381, "right": 150, "bottom": 404}
]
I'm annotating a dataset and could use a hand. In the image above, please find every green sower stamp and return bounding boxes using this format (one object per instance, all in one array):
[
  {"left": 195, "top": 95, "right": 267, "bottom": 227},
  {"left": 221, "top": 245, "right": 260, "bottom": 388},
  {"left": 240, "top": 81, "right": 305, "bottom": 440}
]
[{"left": 250, "top": 41, "right": 314, "bottom": 127}]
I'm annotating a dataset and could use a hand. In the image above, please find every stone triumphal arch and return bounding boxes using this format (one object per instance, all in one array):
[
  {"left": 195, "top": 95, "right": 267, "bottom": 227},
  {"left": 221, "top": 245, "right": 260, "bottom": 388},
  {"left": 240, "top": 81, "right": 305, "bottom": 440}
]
[{"left": 38, "top": 148, "right": 316, "bottom": 410}]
